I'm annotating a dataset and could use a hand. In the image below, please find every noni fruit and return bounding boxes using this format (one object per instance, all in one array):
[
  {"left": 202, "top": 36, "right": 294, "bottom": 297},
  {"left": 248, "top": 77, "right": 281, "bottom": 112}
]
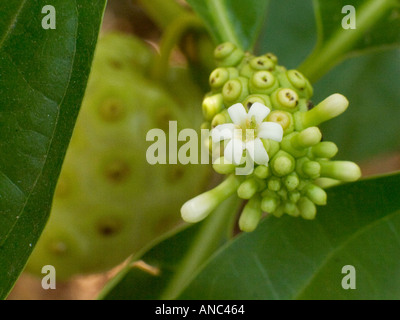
[
  {"left": 26, "top": 32, "right": 211, "bottom": 280},
  {"left": 181, "top": 42, "right": 361, "bottom": 232}
]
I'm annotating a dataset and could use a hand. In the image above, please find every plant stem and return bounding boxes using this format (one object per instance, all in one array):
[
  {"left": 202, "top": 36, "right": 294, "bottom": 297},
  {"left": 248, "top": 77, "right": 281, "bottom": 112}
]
[
  {"left": 160, "top": 186, "right": 242, "bottom": 299},
  {"left": 136, "top": 0, "right": 187, "bottom": 30},
  {"left": 151, "top": 13, "right": 204, "bottom": 81},
  {"left": 206, "top": 0, "right": 241, "bottom": 48},
  {"left": 299, "top": 0, "right": 397, "bottom": 83}
]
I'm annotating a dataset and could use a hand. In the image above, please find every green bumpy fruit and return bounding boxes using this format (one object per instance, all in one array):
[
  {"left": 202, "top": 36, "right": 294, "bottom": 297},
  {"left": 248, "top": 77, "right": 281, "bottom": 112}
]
[
  {"left": 26, "top": 32, "right": 210, "bottom": 280},
  {"left": 181, "top": 42, "right": 361, "bottom": 232}
]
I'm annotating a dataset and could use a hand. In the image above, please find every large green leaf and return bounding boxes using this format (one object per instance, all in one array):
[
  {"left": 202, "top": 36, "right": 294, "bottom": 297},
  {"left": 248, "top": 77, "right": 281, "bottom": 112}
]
[
  {"left": 255, "top": 0, "right": 317, "bottom": 69},
  {"left": 179, "top": 172, "right": 400, "bottom": 300},
  {"left": 300, "top": 0, "right": 400, "bottom": 82},
  {"left": 257, "top": 0, "right": 400, "bottom": 162},
  {"left": 0, "top": 0, "right": 106, "bottom": 299},
  {"left": 186, "top": 0, "right": 269, "bottom": 50},
  {"left": 98, "top": 196, "right": 241, "bottom": 300},
  {"left": 315, "top": 49, "right": 400, "bottom": 162}
]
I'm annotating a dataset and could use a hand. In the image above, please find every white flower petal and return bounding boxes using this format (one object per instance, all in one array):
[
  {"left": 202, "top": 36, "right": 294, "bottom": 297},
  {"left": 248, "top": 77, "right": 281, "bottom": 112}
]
[
  {"left": 258, "top": 121, "right": 284, "bottom": 142},
  {"left": 227, "top": 103, "right": 248, "bottom": 126},
  {"left": 245, "top": 138, "right": 269, "bottom": 165},
  {"left": 248, "top": 102, "right": 271, "bottom": 124},
  {"left": 211, "top": 123, "right": 235, "bottom": 142},
  {"left": 224, "top": 138, "right": 244, "bottom": 165}
]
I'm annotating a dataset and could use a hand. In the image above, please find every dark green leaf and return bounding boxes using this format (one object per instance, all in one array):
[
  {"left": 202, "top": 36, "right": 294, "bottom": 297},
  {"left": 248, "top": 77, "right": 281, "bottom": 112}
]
[
  {"left": 256, "top": 0, "right": 400, "bottom": 162},
  {"left": 0, "top": 0, "right": 106, "bottom": 299},
  {"left": 99, "top": 196, "right": 240, "bottom": 300},
  {"left": 315, "top": 49, "right": 400, "bottom": 162},
  {"left": 186, "top": 0, "right": 269, "bottom": 50},
  {"left": 179, "top": 173, "right": 400, "bottom": 300},
  {"left": 255, "top": 0, "right": 317, "bottom": 69}
]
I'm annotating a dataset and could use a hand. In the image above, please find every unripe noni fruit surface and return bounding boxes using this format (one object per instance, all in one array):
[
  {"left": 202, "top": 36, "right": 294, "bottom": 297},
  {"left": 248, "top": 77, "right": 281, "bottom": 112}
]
[{"left": 26, "top": 32, "right": 211, "bottom": 280}]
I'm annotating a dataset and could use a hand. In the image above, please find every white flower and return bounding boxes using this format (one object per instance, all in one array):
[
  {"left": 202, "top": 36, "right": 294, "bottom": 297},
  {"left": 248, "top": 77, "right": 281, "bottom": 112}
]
[{"left": 211, "top": 102, "right": 283, "bottom": 166}]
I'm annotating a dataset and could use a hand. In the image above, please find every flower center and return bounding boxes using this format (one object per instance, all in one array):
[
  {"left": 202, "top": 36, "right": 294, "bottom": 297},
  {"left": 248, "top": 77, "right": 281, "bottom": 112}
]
[{"left": 236, "top": 115, "right": 258, "bottom": 142}]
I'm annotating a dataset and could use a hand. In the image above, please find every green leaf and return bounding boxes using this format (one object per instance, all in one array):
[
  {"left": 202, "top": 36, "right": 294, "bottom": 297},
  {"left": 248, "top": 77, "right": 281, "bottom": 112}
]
[
  {"left": 98, "top": 195, "right": 241, "bottom": 300},
  {"left": 179, "top": 172, "right": 400, "bottom": 300},
  {"left": 314, "top": 49, "right": 400, "bottom": 162},
  {"left": 256, "top": 0, "right": 400, "bottom": 162},
  {"left": 0, "top": 0, "right": 106, "bottom": 299},
  {"left": 255, "top": 0, "right": 317, "bottom": 69},
  {"left": 300, "top": 0, "right": 400, "bottom": 82},
  {"left": 186, "top": 0, "right": 269, "bottom": 50}
]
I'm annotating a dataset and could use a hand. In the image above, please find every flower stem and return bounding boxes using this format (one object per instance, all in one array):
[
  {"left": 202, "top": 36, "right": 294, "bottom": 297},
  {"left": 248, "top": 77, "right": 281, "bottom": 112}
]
[
  {"left": 151, "top": 13, "right": 204, "bottom": 81},
  {"left": 136, "top": 0, "right": 187, "bottom": 30},
  {"left": 299, "top": 0, "right": 398, "bottom": 83},
  {"left": 161, "top": 193, "right": 242, "bottom": 300}
]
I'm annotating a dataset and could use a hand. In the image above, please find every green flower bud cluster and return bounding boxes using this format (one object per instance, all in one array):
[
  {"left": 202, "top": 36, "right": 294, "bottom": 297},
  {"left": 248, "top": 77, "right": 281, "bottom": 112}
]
[
  {"left": 193, "top": 42, "right": 361, "bottom": 231},
  {"left": 26, "top": 32, "right": 210, "bottom": 280}
]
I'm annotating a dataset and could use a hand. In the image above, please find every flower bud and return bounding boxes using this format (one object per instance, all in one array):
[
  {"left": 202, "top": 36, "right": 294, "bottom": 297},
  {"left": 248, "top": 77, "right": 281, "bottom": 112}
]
[
  {"left": 237, "top": 178, "right": 259, "bottom": 199},
  {"left": 212, "top": 157, "right": 236, "bottom": 174},
  {"left": 202, "top": 94, "right": 224, "bottom": 121},
  {"left": 302, "top": 160, "right": 321, "bottom": 179},
  {"left": 295, "top": 94, "right": 349, "bottom": 130},
  {"left": 284, "top": 201, "right": 300, "bottom": 217},
  {"left": 214, "top": 42, "right": 245, "bottom": 67},
  {"left": 211, "top": 109, "right": 231, "bottom": 127},
  {"left": 270, "top": 150, "right": 296, "bottom": 177},
  {"left": 311, "top": 141, "right": 338, "bottom": 159},
  {"left": 261, "top": 196, "right": 279, "bottom": 213},
  {"left": 298, "top": 197, "right": 317, "bottom": 220},
  {"left": 239, "top": 197, "right": 263, "bottom": 232},
  {"left": 209, "top": 67, "right": 239, "bottom": 90},
  {"left": 268, "top": 176, "right": 281, "bottom": 191},
  {"left": 222, "top": 77, "right": 249, "bottom": 105},
  {"left": 284, "top": 172, "right": 300, "bottom": 191},
  {"left": 181, "top": 175, "right": 240, "bottom": 223},
  {"left": 305, "top": 184, "right": 327, "bottom": 206},
  {"left": 277, "top": 70, "right": 313, "bottom": 98},
  {"left": 319, "top": 160, "right": 361, "bottom": 182},
  {"left": 254, "top": 165, "right": 270, "bottom": 179}
]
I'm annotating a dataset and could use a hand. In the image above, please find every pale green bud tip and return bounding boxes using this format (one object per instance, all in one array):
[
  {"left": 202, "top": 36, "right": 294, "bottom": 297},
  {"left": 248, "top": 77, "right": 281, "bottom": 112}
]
[
  {"left": 284, "top": 173, "right": 299, "bottom": 191},
  {"left": 302, "top": 161, "right": 321, "bottom": 179},
  {"left": 306, "top": 184, "right": 327, "bottom": 206},
  {"left": 261, "top": 196, "right": 278, "bottom": 213},
  {"left": 297, "top": 93, "right": 349, "bottom": 129},
  {"left": 271, "top": 151, "right": 295, "bottom": 177},
  {"left": 202, "top": 94, "right": 223, "bottom": 121},
  {"left": 311, "top": 142, "right": 338, "bottom": 159},
  {"left": 237, "top": 178, "right": 258, "bottom": 199},
  {"left": 320, "top": 93, "right": 349, "bottom": 118},
  {"left": 213, "top": 157, "right": 235, "bottom": 174},
  {"left": 298, "top": 197, "right": 317, "bottom": 220},
  {"left": 181, "top": 193, "right": 218, "bottom": 223},
  {"left": 239, "top": 198, "right": 262, "bottom": 232},
  {"left": 320, "top": 160, "right": 362, "bottom": 182},
  {"left": 254, "top": 165, "right": 270, "bottom": 179},
  {"left": 297, "top": 127, "right": 322, "bottom": 147}
]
